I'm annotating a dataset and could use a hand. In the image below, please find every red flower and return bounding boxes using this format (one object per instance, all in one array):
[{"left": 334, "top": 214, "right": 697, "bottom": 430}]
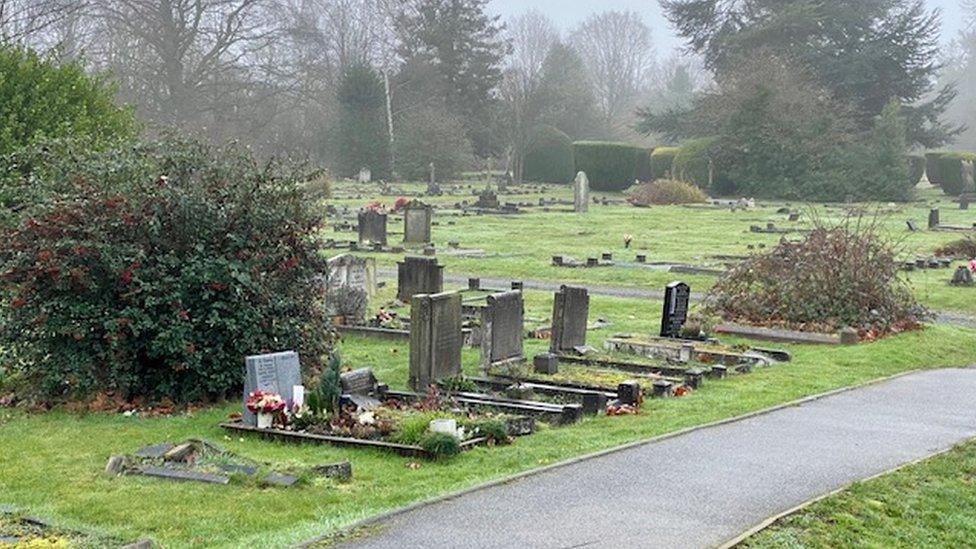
[
  {"left": 119, "top": 270, "right": 133, "bottom": 286},
  {"left": 10, "top": 297, "right": 26, "bottom": 309},
  {"left": 177, "top": 309, "right": 189, "bottom": 321},
  {"left": 207, "top": 282, "right": 228, "bottom": 292}
]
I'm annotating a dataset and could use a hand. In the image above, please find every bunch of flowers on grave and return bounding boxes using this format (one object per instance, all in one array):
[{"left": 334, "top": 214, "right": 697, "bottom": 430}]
[
  {"left": 364, "top": 201, "right": 385, "bottom": 212},
  {"left": 371, "top": 308, "right": 403, "bottom": 330},
  {"left": 393, "top": 197, "right": 409, "bottom": 211},
  {"left": 245, "top": 391, "right": 286, "bottom": 415},
  {"left": 970, "top": 259, "right": 976, "bottom": 274}
]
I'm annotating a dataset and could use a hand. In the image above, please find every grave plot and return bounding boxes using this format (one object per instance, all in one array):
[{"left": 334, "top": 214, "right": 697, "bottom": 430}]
[
  {"left": 0, "top": 507, "right": 128, "bottom": 548},
  {"left": 551, "top": 253, "right": 728, "bottom": 276},
  {"left": 749, "top": 222, "right": 812, "bottom": 235},
  {"left": 899, "top": 257, "right": 953, "bottom": 271},
  {"left": 927, "top": 208, "right": 976, "bottom": 232}
]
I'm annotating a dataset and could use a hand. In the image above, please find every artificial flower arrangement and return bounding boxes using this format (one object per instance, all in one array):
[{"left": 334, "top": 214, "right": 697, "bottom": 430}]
[{"left": 246, "top": 391, "right": 286, "bottom": 428}]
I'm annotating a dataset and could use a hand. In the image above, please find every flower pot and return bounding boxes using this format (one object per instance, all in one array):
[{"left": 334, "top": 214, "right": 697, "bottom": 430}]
[{"left": 257, "top": 412, "right": 274, "bottom": 429}]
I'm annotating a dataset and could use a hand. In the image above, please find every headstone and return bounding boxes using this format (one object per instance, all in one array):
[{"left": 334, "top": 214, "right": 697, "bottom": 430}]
[
  {"left": 357, "top": 209, "right": 387, "bottom": 246},
  {"left": 533, "top": 353, "right": 559, "bottom": 374},
  {"left": 660, "top": 282, "right": 691, "bottom": 338},
  {"left": 928, "top": 208, "right": 940, "bottom": 229},
  {"left": 480, "top": 291, "right": 525, "bottom": 369},
  {"left": 906, "top": 220, "right": 919, "bottom": 232},
  {"left": 839, "top": 327, "right": 859, "bottom": 345},
  {"left": 951, "top": 266, "right": 974, "bottom": 286},
  {"left": 475, "top": 189, "right": 499, "bottom": 209},
  {"left": 409, "top": 292, "right": 463, "bottom": 391},
  {"left": 573, "top": 171, "right": 589, "bottom": 213},
  {"left": 403, "top": 201, "right": 433, "bottom": 244},
  {"left": 550, "top": 286, "right": 589, "bottom": 353},
  {"left": 327, "top": 254, "right": 377, "bottom": 300},
  {"left": 396, "top": 256, "right": 444, "bottom": 303},
  {"left": 358, "top": 167, "right": 371, "bottom": 184},
  {"left": 243, "top": 351, "right": 302, "bottom": 426},
  {"left": 618, "top": 382, "right": 643, "bottom": 405}
]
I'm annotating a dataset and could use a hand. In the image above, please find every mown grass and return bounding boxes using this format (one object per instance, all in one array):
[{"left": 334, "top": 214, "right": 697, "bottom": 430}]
[
  {"left": 745, "top": 438, "right": 976, "bottom": 548},
  {"left": 2, "top": 183, "right": 975, "bottom": 547}
]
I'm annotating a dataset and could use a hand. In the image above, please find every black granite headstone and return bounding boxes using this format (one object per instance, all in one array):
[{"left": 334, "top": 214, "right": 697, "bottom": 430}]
[{"left": 660, "top": 282, "right": 691, "bottom": 338}]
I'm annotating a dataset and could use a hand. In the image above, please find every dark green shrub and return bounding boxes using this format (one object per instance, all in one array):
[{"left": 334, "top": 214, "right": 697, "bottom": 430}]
[
  {"left": 673, "top": 138, "right": 723, "bottom": 190},
  {"left": 650, "top": 147, "right": 680, "bottom": 180},
  {"left": 925, "top": 152, "right": 945, "bottom": 186},
  {"left": 523, "top": 125, "right": 574, "bottom": 184},
  {"left": 628, "top": 180, "right": 707, "bottom": 206},
  {"left": 334, "top": 64, "right": 391, "bottom": 180},
  {"left": 419, "top": 431, "right": 461, "bottom": 459},
  {"left": 908, "top": 155, "right": 925, "bottom": 187},
  {"left": 572, "top": 141, "right": 644, "bottom": 191},
  {"left": 634, "top": 148, "right": 653, "bottom": 182},
  {"left": 937, "top": 152, "right": 976, "bottom": 196},
  {"left": 0, "top": 47, "right": 137, "bottom": 158},
  {"left": 0, "top": 138, "right": 333, "bottom": 402}
]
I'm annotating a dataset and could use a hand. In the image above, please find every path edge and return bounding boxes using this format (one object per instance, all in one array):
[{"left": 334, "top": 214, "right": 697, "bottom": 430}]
[{"left": 295, "top": 367, "right": 935, "bottom": 548}]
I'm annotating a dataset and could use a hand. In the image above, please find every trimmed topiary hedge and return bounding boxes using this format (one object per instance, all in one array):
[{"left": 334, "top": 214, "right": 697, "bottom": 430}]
[
  {"left": 908, "top": 155, "right": 925, "bottom": 187},
  {"left": 573, "top": 141, "right": 647, "bottom": 191},
  {"left": 523, "top": 125, "right": 575, "bottom": 184},
  {"left": 650, "top": 147, "right": 680, "bottom": 180},
  {"left": 672, "top": 137, "right": 719, "bottom": 189},
  {"left": 938, "top": 152, "right": 976, "bottom": 196},
  {"left": 925, "top": 152, "right": 945, "bottom": 186},
  {"left": 635, "top": 148, "right": 653, "bottom": 183}
]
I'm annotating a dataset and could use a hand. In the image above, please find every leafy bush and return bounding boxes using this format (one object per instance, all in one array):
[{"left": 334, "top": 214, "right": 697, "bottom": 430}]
[
  {"left": 0, "top": 138, "right": 333, "bottom": 402},
  {"left": 708, "top": 215, "right": 923, "bottom": 336},
  {"left": 628, "top": 180, "right": 707, "bottom": 206},
  {"left": 523, "top": 125, "right": 575, "bottom": 184},
  {"left": 395, "top": 107, "right": 472, "bottom": 182},
  {"left": 464, "top": 418, "right": 510, "bottom": 444},
  {"left": 419, "top": 431, "right": 462, "bottom": 459},
  {"left": 908, "top": 155, "right": 925, "bottom": 187},
  {"left": 935, "top": 236, "right": 976, "bottom": 259},
  {"left": 925, "top": 152, "right": 945, "bottom": 186},
  {"left": 937, "top": 152, "right": 976, "bottom": 196},
  {"left": 0, "top": 47, "right": 136, "bottom": 158},
  {"left": 672, "top": 138, "right": 716, "bottom": 189},
  {"left": 572, "top": 141, "right": 644, "bottom": 191},
  {"left": 650, "top": 147, "right": 680, "bottom": 180}
]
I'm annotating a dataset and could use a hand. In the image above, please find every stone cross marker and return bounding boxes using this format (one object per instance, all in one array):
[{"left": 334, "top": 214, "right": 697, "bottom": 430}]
[
  {"left": 550, "top": 286, "right": 589, "bottom": 353},
  {"left": 357, "top": 209, "right": 387, "bottom": 246},
  {"left": 403, "top": 200, "right": 433, "bottom": 244},
  {"left": 574, "top": 171, "right": 589, "bottom": 213},
  {"left": 660, "top": 282, "right": 691, "bottom": 338},
  {"left": 480, "top": 290, "right": 525, "bottom": 369},
  {"left": 397, "top": 256, "right": 444, "bottom": 303},
  {"left": 409, "top": 291, "right": 463, "bottom": 391},
  {"left": 243, "top": 351, "right": 302, "bottom": 426},
  {"left": 327, "top": 254, "right": 377, "bottom": 299}
]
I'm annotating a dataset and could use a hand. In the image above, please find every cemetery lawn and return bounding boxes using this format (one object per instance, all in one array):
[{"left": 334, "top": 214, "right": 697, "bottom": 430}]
[
  {"left": 744, "top": 437, "right": 976, "bottom": 548},
  {"left": 2, "top": 323, "right": 975, "bottom": 548}
]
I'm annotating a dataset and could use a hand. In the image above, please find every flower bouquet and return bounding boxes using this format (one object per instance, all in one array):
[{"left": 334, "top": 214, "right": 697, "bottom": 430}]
[{"left": 246, "top": 391, "right": 286, "bottom": 429}]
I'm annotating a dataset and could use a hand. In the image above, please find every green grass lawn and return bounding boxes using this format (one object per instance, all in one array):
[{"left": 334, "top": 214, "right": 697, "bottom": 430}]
[
  {"left": 3, "top": 182, "right": 976, "bottom": 547},
  {"left": 745, "top": 438, "right": 976, "bottom": 548}
]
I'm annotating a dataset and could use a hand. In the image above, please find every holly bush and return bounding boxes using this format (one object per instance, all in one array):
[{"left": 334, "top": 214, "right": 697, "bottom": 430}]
[{"left": 0, "top": 138, "right": 332, "bottom": 402}]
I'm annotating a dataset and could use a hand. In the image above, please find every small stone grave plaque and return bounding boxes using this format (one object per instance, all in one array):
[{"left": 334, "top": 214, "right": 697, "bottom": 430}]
[
  {"left": 660, "top": 282, "right": 691, "bottom": 338},
  {"left": 243, "top": 351, "right": 302, "bottom": 426}
]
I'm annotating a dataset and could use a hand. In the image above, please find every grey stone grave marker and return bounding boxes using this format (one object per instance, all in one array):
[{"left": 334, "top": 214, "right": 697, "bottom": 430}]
[
  {"left": 409, "top": 292, "right": 463, "bottom": 391},
  {"left": 574, "top": 172, "right": 589, "bottom": 213},
  {"left": 550, "top": 286, "right": 590, "bottom": 353},
  {"left": 357, "top": 209, "right": 387, "bottom": 246},
  {"left": 660, "top": 282, "right": 691, "bottom": 338},
  {"left": 243, "top": 351, "right": 302, "bottom": 426},
  {"left": 327, "top": 254, "right": 377, "bottom": 300},
  {"left": 480, "top": 291, "right": 525, "bottom": 369},
  {"left": 396, "top": 256, "right": 444, "bottom": 303},
  {"left": 403, "top": 201, "right": 433, "bottom": 244},
  {"left": 929, "top": 208, "right": 940, "bottom": 229}
]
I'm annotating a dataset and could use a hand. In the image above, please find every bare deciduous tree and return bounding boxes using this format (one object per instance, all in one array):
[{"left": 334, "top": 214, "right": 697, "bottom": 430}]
[{"left": 0, "top": 0, "right": 85, "bottom": 47}]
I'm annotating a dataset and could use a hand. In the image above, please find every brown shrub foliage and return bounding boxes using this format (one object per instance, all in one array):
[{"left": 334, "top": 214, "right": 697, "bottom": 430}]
[
  {"left": 628, "top": 179, "right": 707, "bottom": 206},
  {"left": 935, "top": 236, "right": 976, "bottom": 259},
  {"left": 707, "top": 216, "right": 923, "bottom": 336}
]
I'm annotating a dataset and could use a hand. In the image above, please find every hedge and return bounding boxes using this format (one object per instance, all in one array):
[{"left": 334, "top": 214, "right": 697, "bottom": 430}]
[
  {"left": 523, "top": 125, "right": 575, "bottom": 184},
  {"left": 673, "top": 137, "right": 718, "bottom": 189},
  {"left": 650, "top": 147, "right": 680, "bottom": 180},
  {"left": 937, "top": 152, "right": 976, "bottom": 196},
  {"left": 908, "top": 154, "right": 925, "bottom": 187},
  {"left": 635, "top": 148, "right": 653, "bottom": 183},
  {"left": 572, "top": 141, "right": 646, "bottom": 191},
  {"left": 925, "top": 152, "right": 945, "bottom": 186}
]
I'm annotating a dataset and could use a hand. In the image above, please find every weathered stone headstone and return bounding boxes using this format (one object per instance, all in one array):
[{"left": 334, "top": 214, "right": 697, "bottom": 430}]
[
  {"left": 396, "top": 256, "right": 444, "bottom": 303},
  {"left": 660, "top": 282, "right": 691, "bottom": 338},
  {"left": 243, "top": 351, "right": 302, "bottom": 426},
  {"left": 929, "top": 208, "right": 940, "bottom": 229},
  {"left": 963, "top": 160, "right": 975, "bottom": 193},
  {"left": 358, "top": 167, "right": 371, "bottom": 184},
  {"left": 475, "top": 189, "right": 499, "bottom": 209},
  {"left": 951, "top": 266, "right": 974, "bottom": 286},
  {"left": 480, "top": 291, "right": 525, "bottom": 369},
  {"left": 403, "top": 200, "right": 433, "bottom": 244},
  {"left": 550, "top": 286, "right": 590, "bottom": 353},
  {"left": 327, "top": 254, "right": 377, "bottom": 300},
  {"left": 357, "top": 209, "right": 387, "bottom": 246},
  {"left": 573, "top": 172, "right": 589, "bottom": 213},
  {"left": 409, "top": 292, "right": 463, "bottom": 391}
]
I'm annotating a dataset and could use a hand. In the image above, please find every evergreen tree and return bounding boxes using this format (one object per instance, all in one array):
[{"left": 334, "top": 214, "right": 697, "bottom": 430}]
[
  {"left": 334, "top": 63, "right": 391, "bottom": 180},
  {"left": 535, "top": 42, "right": 601, "bottom": 140},
  {"left": 658, "top": 0, "right": 958, "bottom": 147},
  {"left": 396, "top": 0, "right": 509, "bottom": 156}
]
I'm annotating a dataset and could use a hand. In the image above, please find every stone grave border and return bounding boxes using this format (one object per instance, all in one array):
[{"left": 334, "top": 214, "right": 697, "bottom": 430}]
[
  {"left": 383, "top": 389, "right": 582, "bottom": 426},
  {"left": 604, "top": 336, "right": 779, "bottom": 368}
]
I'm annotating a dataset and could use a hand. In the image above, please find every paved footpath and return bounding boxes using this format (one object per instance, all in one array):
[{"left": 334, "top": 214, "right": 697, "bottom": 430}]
[{"left": 338, "top": 368, "right": 976, "bottom": 549}]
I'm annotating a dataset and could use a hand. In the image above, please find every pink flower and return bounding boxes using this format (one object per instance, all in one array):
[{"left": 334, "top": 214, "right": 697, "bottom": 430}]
[{"left": 969, "top": 259, "right": 976, "bottom": 274}]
